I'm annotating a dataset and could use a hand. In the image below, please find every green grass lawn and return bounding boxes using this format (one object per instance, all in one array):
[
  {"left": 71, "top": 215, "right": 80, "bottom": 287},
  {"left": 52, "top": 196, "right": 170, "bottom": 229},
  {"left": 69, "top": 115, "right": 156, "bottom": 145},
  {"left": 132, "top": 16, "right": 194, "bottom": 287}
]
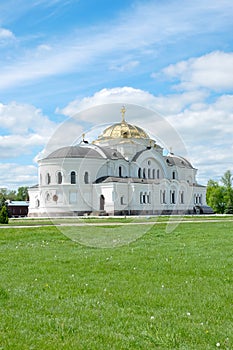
[{"left": 1, "top": 219, "right": 233, "bottom": 349}]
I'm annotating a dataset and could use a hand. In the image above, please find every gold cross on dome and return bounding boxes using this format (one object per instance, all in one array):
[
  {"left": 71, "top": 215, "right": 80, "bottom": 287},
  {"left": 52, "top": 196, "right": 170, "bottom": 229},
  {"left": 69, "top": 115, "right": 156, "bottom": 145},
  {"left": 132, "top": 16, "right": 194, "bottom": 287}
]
[{"left": 121, "top": 106, "right": 126, "bottom": 122}]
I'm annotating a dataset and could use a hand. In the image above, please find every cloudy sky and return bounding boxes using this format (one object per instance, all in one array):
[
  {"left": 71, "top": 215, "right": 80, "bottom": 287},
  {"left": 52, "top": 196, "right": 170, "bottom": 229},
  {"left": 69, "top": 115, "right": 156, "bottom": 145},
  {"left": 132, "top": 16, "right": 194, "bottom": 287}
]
[{"left": 0, "top": 0, "right": 233, "bottom": 189}]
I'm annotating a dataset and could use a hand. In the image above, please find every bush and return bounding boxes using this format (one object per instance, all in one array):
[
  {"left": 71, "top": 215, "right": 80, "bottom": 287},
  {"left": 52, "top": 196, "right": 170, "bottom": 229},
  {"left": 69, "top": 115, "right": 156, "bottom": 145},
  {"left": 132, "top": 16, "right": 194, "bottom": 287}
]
[{"left": 0, "top": 205, "right": 9, "bottom": 224}]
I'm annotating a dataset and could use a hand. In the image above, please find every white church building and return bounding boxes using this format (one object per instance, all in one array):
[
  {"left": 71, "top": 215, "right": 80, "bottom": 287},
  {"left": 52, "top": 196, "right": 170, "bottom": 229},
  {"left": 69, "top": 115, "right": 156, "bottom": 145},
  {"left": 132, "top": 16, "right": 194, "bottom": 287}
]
[{"left": 28, "top": 107, "right": 209, "bottom": 217}]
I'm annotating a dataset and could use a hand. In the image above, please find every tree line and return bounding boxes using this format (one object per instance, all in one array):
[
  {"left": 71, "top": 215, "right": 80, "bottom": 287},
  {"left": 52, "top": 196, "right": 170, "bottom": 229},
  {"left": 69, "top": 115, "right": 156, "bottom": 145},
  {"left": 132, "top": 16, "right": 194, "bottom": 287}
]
[{"left": 206, "top": 170, "right": 233, "bottom": 214}]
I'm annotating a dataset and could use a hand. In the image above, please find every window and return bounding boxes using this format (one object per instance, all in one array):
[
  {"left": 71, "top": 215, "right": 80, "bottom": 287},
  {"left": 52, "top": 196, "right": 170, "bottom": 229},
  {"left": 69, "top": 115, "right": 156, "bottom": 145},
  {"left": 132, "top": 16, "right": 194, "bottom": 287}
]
[
  {"left": 170, "top": 190, "right": 176, "bottom": 204},
  {"left": 160, "top": 190, "right": 166, "bottom": 204},
  {"left": 157, "top": 169, "right": 160, "bottom": 179},
  {"left": 152, "top": 169, "right": 156, "bottom": 179},
  {"left": 84, "top": 171, "right": 89, "bottom": 184},
  {"left": 148, "top": 168, "right": 151, "bottom": 179},
  {"left": 120, "top": 196, "right": 124, "bottom": 205},
  {"left": 163, "top": 190, "right": 166, "bottom": 204},
  {"left": 57, "top": 172, "right": 62, "bottom": 184},
  {"left": 119, "top": 166, "right": 122, "bottom": 177},
  {"left": 138, "top": 168, "right": 142, "bottom": 178},
  {"left": 140, "top": 192, "right": 151, "bottom": 205},
  {"left": 147, "top": 192, "right": 151, "bottom": 204},
  {"left": 194, "top": 194, "right": 202, "bottom": 204},
  {"left": 71, "top": 171, "right": 76, "bottom": 184},
  {"left": 172, "top": 171, "right": 176, "bottom": 180},
  {"left": 143, "top": 168, "right": 146, "bottom": 179},
  {"left": 140, "top": 192, "right": 143, "bottom": 204},
  {"left": 180, "top": 191, "right": 184, "bottom": 204},
  {"left": 143, "top": 193, "right": 146, "bottom": 204},
  {"left": 46, "top": 173, "right": 51, "bottom": 185}
]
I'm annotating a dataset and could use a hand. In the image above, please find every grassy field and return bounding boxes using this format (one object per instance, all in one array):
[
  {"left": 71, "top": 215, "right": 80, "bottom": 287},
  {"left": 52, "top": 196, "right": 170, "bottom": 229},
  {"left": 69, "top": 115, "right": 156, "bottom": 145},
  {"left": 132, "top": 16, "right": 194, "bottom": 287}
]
[{"left": 1, "top": 217, "right": 233, "bottom": 349}]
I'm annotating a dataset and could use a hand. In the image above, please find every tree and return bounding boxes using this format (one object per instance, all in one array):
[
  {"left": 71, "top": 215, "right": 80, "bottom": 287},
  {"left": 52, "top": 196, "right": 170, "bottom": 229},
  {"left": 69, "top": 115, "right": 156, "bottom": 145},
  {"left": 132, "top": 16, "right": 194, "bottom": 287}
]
[
  {"left": 206, "top": 181, "right": 226, "bottom": 214},
  {"left": 221, "top": 170, "right": 232, "bottom": 190},
  {"left": 16, "top": 187, "right": 29, "bottom": 201},
  {"left": 207, "top": 170, "right": 233, "bottom": 214},
  {"left": 225, "top": 198, "right": 233, "bottom": 214},
  {"left": 0, "top": 205, "right": 9, "bottom": 224}
]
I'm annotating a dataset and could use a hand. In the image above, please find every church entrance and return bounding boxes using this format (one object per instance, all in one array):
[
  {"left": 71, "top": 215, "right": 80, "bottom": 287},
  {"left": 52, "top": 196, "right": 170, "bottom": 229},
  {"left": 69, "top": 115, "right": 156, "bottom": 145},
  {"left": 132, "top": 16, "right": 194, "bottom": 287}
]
[{"left": 100, "top": 195, "right": 105, "bottom": 211}]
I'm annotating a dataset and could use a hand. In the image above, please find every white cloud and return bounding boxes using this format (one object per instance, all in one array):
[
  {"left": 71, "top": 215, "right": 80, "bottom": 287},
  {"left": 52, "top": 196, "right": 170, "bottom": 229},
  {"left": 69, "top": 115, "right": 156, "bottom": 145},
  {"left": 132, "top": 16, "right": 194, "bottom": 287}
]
[
  {"left": 59, "top": 86, "right": 207, "bottom": 119},
  {"left": 0, "top": 163, "right": 38, "bottom": 189},
  {"left": 0, "top": 102, "right": 57, "bottom": 159},
  {"left": 163, "top": 94, "right": 233, "bottom": 183},
  {"left": 0, "top": 27, "right": 15, "bottom": 40},
  {"left": 161, "top": 51, "right": 233, "bottom": 91},
  {"left": 0, "top": 102, "right": 55, "bottom": 135}
]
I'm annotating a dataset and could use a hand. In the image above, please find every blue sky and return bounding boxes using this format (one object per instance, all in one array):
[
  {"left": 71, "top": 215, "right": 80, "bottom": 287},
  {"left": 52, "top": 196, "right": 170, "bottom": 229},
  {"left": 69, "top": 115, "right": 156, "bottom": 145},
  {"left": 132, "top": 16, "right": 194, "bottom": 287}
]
[{"left": 0, "top": 0, "right": 233, "bottom": 189}]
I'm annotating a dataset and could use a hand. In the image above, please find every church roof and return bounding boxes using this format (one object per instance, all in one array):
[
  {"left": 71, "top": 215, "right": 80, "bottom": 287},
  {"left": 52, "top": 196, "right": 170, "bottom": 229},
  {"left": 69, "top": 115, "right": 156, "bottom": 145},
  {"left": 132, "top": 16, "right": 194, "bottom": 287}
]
[
  {"left": 46, "top": 146, "right": 104, "bottom": 159},
  {"left": 45, "top": 145, "right": 124, "bottom": 160},
  {"left": 166, "top": 154, "right": 194, "bottom": 169}
]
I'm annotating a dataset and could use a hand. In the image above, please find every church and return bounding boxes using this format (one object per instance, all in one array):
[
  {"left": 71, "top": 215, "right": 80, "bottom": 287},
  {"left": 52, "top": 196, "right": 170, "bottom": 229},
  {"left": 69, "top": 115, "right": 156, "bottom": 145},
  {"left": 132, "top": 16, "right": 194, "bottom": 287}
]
[{"left": 28, "top": 107, "right": 208, "bottom": 217}]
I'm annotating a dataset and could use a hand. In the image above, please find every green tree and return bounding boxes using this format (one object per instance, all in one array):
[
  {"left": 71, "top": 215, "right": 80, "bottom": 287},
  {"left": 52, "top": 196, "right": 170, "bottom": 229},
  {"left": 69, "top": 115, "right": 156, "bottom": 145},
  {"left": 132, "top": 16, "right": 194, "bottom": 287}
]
[
  {"left": 16, "top": 187, "right": 29, "bottom": 201},
  {"left": 207, "top": 170, "right": 233, "bottom": 214},
  {"left": 225, "top": 198, "right": 233, "bottom": 214},
  {"left": 0, "top": 205, "right": 9, "bottom": 224},
  {"left": 0, "top": 192, "right": 6, "bottom": 209},
  {"left": 206, "top": 181, "right": 226, "bottom": 214},
  {"left": 7, "top": 190, "right": 17, "bottom": 201},
  {"left": 221, "top": 170, "right": 232, "bottom": 190}
]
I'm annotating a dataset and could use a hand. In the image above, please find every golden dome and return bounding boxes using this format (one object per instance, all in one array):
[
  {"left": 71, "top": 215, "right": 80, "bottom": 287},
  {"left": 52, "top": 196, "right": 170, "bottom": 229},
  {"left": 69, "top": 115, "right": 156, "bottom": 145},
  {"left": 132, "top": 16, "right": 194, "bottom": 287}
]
[
  {"left": 94, "top": 120, "right": 149, "bottom": 141},
  {"left": 97, "top": 106, "right": 149, "bottom": 141},
  {"left": 93, "top": 106, "right": 150, "bottom": 142}
]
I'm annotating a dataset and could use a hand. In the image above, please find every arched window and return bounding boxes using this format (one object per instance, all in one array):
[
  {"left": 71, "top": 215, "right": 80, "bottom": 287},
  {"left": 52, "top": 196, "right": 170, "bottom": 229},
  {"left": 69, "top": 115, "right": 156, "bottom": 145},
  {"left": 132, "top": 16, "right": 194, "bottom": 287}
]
[
  {"left": 84, "top": 171, "right": 89, "bottom": 184},
  {"left": 163, "top": 190, "right": 166, "bottom": 204},
  {"left": 180, "top": 191, "right": 184, "bottom": 204},
  {"left": 46, "top": 173, "right": 51, "bottom": 185},
  {"left": 172, "top": 171, "right": 176, "bottom": 180},
  {"left": 71, "top": 171, "right": 76, "bottom": 184},
  {"left": 157, "top": 169, "right": 160, "bottom": 179},
  {"left": 57, "top": 171, "right": 62, "bottom": 184},
  {"left": 143, "top": 192, "right": 146, "bottom": 204},
  {"left": 152, "top": 169, "right": 156, "bottom": 179},
  {"left": 143, "top": 168, "right": 146, "bottom": 179},
  {"left": 138, "top": 168, "right": 141, "bottom": 178},
  {"left": 170, "top": 190, "right": 176, "bottom": 204},
  {"left": 148, "top": 169, "right": 151, "bottom": 179},
  {"left": 100, "top": 194, "right": 105, "bottom": 211},
  {"left": 119, "top": 166, "right": 122, "bottom": 177}
]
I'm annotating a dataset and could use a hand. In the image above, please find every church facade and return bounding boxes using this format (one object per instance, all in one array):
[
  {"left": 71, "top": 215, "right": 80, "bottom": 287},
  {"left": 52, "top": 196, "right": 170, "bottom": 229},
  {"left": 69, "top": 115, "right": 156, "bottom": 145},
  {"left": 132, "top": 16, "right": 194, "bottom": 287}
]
[{"left": 28, "top": 109, "right": 208, "bottom": 217}]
